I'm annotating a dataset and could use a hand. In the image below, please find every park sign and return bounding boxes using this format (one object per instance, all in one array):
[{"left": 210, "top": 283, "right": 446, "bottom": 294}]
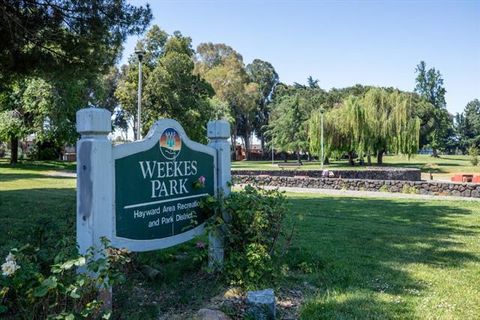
[
  {"left": 75, "top": 109, "right": 230, "bottom": 255},
  {"left": 113, "top": 119, "right": 216, "bottom": 250}
]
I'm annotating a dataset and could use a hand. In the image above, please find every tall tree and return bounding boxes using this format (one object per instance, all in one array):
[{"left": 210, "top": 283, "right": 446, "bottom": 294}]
[
  {"left": 143, "top": 32, "right": 215, "bottom": 142},
  {"left": 0, "top": 0, "right": 152, "bottom": 163},
  {"left": 267, "top": 95, "right": 308, "bottom": 163},
  {"left": 116, "top": 27, "right": 215, "bottom": 142},
  {"left": 245, "top": 59, "right": 279, "bottom": 154},
  {"left": 308, "top": 88, "right": 421, "bottom": 165},
  {"left": 456, "top": 99, "right": 480, "bottom": 150},
  {"left": 196, "top": 43, "right": 263, "bottom": 159},
  {"left": 414, "top": 61, "right": 452, "bottom": 156}
]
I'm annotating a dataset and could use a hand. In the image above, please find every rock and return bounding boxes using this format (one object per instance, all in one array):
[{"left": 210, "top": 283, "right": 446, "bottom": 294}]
[
  {"left": 246, "top": 289, "right": 276, "bottom": 320},
  {"left": 223, "top": 287, "right": 242, "bottom": 299},
  {"left": 195, "top": 308, "right": 231, "bottom": 320},
  {"left": 139, "top": 265, "right": 162, "bottom": 280}
]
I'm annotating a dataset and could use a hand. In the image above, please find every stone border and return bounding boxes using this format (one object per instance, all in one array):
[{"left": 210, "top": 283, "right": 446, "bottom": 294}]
[
  {"left": 233, "top": 175, "right": 480, "bottom": 198},
  {"left": 232, "top": 167, "right": 421, "bottom": 181}
]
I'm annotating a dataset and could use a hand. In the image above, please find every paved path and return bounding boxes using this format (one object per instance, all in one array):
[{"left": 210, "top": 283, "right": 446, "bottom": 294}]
[
  {"left": 240, "top": 185, "right": 480, "bottom": 202},
  {"left": 44, "top": 171, "right": 77, "bottom": 178}
]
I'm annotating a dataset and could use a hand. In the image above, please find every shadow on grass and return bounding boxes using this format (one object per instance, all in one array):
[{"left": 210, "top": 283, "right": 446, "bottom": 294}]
[
  {"left": 0, "top": 160, "right": 76, "bottom": 172},
  {"left": 283, "top": 196, "right": 479, "bottom": 319},
  {"left": 0, "top": 172, "right": 74, "bottom": 182},
  {"left": 0, "top": 187, "right": 76, "bottom": 257}
]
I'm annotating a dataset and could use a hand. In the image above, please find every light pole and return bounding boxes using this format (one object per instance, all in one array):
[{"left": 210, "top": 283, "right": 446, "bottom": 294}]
[
  {"left": 319, "top": 107, "right": 325, "bottom": 170},
  {"left": 135, "top": 48, "right": 145, "bottom": 140},
  {"left": 271, "top": 143, "right": 274, "bottom": 165}
]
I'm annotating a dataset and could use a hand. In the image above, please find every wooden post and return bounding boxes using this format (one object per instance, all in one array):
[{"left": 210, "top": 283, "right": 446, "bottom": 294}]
[
  {"left": 76, "top": 107, "right": 114, "bottom": 308},
  {"left": 207, "top": 120, "right": 231, "bottom": 269}
]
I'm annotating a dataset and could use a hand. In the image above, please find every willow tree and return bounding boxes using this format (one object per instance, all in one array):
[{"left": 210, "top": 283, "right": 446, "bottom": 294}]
[
  {"left": 362, "top": 89, "right": 420, "bottom": 164},
  {"left": 308, "top": 88, "right": 420, "bottom": 166},
  {"left": 308, "top": 104, "right": 353, "bottom": 164}
]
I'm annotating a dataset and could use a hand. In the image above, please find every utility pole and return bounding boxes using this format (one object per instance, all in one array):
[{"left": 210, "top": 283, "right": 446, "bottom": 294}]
[
  {"left": 320, "top": 107, "right": 325, "bottom": 169},
  {"left": 135, "top": 48, "right": 145, "bottom": 140}
]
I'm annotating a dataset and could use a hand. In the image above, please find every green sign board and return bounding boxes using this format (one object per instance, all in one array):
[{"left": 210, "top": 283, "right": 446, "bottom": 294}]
[{"left": 113, "top": 120, "right": 216, "bottom": 248}]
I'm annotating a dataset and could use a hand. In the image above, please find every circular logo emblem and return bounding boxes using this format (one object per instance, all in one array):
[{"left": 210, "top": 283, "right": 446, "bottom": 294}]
[{"left": 159, "top": 128, "right": 182, "bottom": 160}]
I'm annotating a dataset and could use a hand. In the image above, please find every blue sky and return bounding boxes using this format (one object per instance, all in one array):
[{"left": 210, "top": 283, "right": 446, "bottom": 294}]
[{"left": 121, "top": 0, "right": 480, "bottom": 114}]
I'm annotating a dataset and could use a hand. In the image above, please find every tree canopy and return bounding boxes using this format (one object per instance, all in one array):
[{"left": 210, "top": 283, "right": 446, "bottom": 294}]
[
  {"left": 0, "top": 0, "right": 151, "bottom": 82},
  {"left": 115, "top": 27, "right": 215, "bottom": 142},
  {"left": 414, "top": 61, "right": 452, "bottom": 155}
]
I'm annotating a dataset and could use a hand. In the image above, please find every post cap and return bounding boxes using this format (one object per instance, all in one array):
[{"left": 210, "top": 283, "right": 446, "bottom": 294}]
[
  {"left": 207, "top": 120, "right": 230, "bottom": 139},
  {"left": 76, "top": 108, "right": 112, "bottom": 135}
]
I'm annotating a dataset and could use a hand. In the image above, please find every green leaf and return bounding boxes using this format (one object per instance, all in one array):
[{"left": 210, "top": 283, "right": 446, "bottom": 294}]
[
  {"left": 0, "top": 305, "right": 8, "bottom": 314},
  {"left": 33, "top": 277, "right": 58, "bottom": 297}
]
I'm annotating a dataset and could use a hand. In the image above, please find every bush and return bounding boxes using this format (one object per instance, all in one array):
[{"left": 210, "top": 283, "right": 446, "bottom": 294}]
[
  {"left": 401, "top": 184, "right": 417, "bottom": 194},
  {"left": 0, "top": 238, "right": 131, "bottom": 319},
  {"left": 0, "top": 143, "right": 5, "bottom": 158},
  {"left": 209, "top": 185, "right": 290, "bottom": 289},
  {"left": 30, "top": 140, "right": 62, "bottom": 160},
  {"left": 469, "top": 146, "right": 479, "bottom": 166}
]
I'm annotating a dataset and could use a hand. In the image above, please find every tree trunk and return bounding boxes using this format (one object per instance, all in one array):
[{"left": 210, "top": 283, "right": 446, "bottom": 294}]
[
  {"left": 260, "top": 134, "right": 265, "bottom": 158},
  {"left": 431, "top": 148, "right": 439, "bottom": 158},
  {"left": 10, "top": 135, "right": 18, "bottom": 164},
  {"left": 231, "top": 133, "right": 237, "bottom": 161},
  {"left": 377, "top": 150, "right": 384, "bottom": 165},
  {"left": 244, "top": 134, "right": 251, "bottom": 161},
  {"left": 348, "top": 151, "right": 355, "bottom": 166},
  {"left": 367, "top": 154, "right": 372, "bottom": 166},
  {"left": 296, "top": 150, "right": 302, "bottom": 164}
]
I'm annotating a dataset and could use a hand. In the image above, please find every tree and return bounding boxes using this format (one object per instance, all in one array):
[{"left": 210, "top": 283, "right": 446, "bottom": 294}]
[
  {"left": 0, "top": 76, "right": 96, "bottom": 162},
  {"left": 196, "top": 43, "right": 263, "bottom": 159},
  {"left": 245, "top": 59, "right": 279, "bottom": 154},
  {"left": 0, "top": 0, "right": 151, "bottom": 81},
  {"left": 414, "top": 61, "right": 452, "bottom": 156},
  {"left": 143, "top": 32, "right": 215, "bottom": 142},
  {"left": 0, "top": 110, "right": 25, "bottom": 164},
  {"left": 456, "top": 99, "right": 480, "bottom": 150},
  {"left": 116, "top": 27, "right": 215, "bottom": 142},
  {"left": 267, "top": 95, "right": 308, "bottom": 163},
  {"left": 307, "top": 76, "right": 320, "bottom": 89},
  {"left": 0, "top": 0, "right": 152, "bottom": 163},
  {"left": 308, "top": 88, "right": 421, "bottom": 165}
]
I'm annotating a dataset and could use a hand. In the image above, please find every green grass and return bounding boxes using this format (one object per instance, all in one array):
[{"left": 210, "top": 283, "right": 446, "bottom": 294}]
[
  {"left": 285, "top": 193, "right": 480, "bottom": 319},
  {"left": 0, "top": 159, "right": 77, "bottom": 257},
  {"left": 1, "top": 161, "right": 479, "bottom": 319},
  {"left": 232, "top": 154, "right": 480, "bottom": 180}
]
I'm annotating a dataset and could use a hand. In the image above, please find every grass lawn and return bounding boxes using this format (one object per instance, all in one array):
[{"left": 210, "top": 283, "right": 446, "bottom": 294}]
[
  {"left": 286, "top": 193, "right": 480, "bottom": 319},
  {"left": 1, "top": 161, "right": 479, "bottom": 319},
  {"left": 232, "top": 154, "right": 480, "bottom": 180}
]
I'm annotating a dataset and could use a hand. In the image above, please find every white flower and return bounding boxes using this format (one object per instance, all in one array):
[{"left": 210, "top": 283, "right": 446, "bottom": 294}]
[
  {"left": 2, "top": 260, "right": 20, "bottom": 277},
  {"left": 5, "top": 253, "right": 15, "bottom": 262}
]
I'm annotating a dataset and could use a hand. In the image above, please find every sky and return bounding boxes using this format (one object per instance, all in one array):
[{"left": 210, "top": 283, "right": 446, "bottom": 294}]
[{"left": 121, "top": 0, "right": 480, "bottom": 114}]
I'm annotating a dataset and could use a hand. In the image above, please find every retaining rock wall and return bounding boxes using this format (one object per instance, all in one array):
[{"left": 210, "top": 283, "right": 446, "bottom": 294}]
[
  {"left": 233, "top": 175, "right": 480, "bottom": 198},
  {"left": 232, "top": 167, "right": 421, "bottom": 181}
]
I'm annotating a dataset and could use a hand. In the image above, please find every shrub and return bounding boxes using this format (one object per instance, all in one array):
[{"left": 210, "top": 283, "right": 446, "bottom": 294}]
[
  {"left": 401, "top": 184, "right": 417, "bottom": 194},
  {"left": 0, "top": 238, "right": 131, "bottom": 319},
  {"left": 469, "top": 146, "right": 479, "bottom": 166},
  {"left": 209, "top": 185, "right": 290, "bottom": 289},
  {"left": 379, "top": 185, "right": 389, "bottom": 193}
]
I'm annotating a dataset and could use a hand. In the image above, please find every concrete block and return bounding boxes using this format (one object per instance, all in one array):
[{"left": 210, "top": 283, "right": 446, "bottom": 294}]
[{"left": 246, "top": 289, "right": 275, "bottom": 320}]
